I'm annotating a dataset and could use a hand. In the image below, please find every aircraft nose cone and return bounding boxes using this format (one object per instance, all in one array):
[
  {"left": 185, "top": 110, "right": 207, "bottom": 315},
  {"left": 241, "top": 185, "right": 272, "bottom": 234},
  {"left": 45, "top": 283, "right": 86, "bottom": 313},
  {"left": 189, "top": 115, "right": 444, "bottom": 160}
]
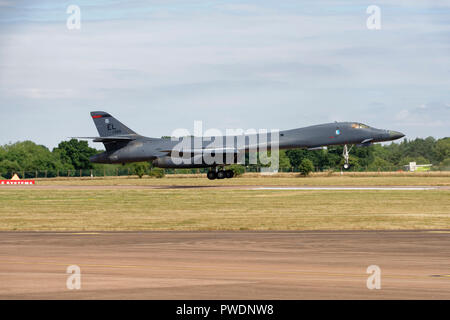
[{"left": 389, "top": 130, "right": 405, "bottom": 140}]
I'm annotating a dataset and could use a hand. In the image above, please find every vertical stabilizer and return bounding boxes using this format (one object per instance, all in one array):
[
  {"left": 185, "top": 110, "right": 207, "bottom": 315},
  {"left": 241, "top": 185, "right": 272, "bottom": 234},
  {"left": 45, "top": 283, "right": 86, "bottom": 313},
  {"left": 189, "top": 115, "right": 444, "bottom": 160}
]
[{"left": 90, "top": 111, "right": 137, "bottom": 137}]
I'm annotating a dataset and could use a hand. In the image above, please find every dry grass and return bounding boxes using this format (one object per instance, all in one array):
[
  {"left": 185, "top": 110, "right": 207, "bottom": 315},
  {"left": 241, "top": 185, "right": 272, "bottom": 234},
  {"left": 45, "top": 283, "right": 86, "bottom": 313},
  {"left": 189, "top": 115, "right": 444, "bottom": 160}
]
[
  {"left": 0, "top": 185, "right": 448, "bottom": 231},
  {"left": 35, "top": 174, "right": 450, "bottom": 187}
]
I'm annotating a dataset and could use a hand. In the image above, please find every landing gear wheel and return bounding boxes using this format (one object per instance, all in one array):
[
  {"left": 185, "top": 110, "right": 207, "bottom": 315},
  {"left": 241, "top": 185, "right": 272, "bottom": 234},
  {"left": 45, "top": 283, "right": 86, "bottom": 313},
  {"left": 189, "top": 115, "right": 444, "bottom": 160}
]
[
  {"left": 225, "top": 170, "right": 234, "bottom": 179},
  {"left": 207, "top": 171, "right": 217, "bottom": 180},
  {"left": 217, "top": 170, "right": 226, "bottom": 179}
]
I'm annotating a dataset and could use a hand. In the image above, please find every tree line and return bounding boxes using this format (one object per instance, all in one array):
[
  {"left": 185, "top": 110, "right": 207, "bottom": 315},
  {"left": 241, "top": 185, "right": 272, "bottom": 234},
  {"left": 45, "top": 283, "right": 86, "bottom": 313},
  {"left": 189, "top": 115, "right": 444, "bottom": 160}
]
[{"left": 0, "top": 136, "right": 449, "bottom": 178}]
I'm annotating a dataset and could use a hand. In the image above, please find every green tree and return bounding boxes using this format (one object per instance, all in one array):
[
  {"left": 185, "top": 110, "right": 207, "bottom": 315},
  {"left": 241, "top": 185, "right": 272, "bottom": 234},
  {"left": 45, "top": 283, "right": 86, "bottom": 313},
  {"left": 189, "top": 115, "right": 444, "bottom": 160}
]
[
  {"left": 286, "top": 148, "right": 335, "bottom": 171},
  {"left": 278, "top": 150, "right": 291, "bottom": 170},
  {"left": 265, "top": 150, "right": 291, "bottom": 171},
  {"left": 434, "top": 138, "right": 450, "bottom": 163},
  {"left": 398, "top": 137, "right": 435, "bottom": 163},
  {"left": 227, "top": 164, "right": 245, "bottom": 176},
  {"left": 298, "top": 158, "right": 314, "bottom": 176},
  {"left": 53, "top": 139, "right": 98, "bottom": 170},
  {"left": 131, "top": 162, "right": 149, "bottom": 178},
  {"left": 368, "top": 157, "right": 393, "bottom": 171},
  {"left": 0, "top": 160, "right": 21, "bottom": 179},
  {"left": 0, "top": 141, "right": 70, "bottom": 177},
  {"left": 1, "top": 135, "right": 449, "bottom": 176},
  {"left": 285, "top": 149, "right": 305, "bottom": 168},
  {"left": 0, "top": 147, "right": 6, "bottom": 162},
  {"left": 352, "top": 145, "right": 374, "bottom": 168},
  {"left": 149, "top": 167, "right": 165, "bottom": 178},
  {"left": 438, "top": 158, "right": 450, "bottom": 170}
]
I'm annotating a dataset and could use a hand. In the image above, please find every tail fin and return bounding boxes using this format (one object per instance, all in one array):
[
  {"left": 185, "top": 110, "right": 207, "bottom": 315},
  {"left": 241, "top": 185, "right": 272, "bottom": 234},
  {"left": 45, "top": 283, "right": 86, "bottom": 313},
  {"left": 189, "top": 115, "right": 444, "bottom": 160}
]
[{"left": 90, "top": 111, "right": 137, "bottom": 137}]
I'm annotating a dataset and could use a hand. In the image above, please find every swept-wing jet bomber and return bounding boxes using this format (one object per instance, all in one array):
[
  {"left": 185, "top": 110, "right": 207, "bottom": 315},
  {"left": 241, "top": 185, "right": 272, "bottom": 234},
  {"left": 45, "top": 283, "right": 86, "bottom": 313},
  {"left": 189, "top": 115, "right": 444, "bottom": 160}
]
[{"left": 76, "top": 111, "right": 404, "bottom": 180}]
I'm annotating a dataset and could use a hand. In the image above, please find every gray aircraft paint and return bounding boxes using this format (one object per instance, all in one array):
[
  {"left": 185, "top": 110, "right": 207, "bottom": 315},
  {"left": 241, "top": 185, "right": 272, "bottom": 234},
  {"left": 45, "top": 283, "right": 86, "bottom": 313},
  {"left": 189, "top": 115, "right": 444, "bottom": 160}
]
[{"left": 79, "top": 111, "right": 405, "bottom": 168}]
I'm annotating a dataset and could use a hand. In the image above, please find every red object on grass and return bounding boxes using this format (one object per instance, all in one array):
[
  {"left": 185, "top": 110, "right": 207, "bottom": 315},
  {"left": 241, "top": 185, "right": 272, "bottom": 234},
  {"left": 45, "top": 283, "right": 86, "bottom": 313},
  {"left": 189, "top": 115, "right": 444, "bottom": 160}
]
[{"left": 0, "top": 180, "right": 35, "bottom": 185}]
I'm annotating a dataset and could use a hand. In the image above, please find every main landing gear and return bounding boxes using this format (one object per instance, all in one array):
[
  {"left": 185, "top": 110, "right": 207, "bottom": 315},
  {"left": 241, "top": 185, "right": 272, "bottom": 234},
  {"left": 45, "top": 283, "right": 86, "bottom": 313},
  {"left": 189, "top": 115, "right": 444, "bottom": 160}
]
[
  {"left": 342, "top": 144, "right": 354, "bottom": 169},
  {"left": 207, "top": 168, "right": 234, "bottom": 180}
]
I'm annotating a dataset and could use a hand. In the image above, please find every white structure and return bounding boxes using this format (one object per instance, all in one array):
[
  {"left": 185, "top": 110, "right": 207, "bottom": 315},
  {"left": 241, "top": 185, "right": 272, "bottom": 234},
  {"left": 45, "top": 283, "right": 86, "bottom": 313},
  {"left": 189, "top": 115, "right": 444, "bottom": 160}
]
[{"left": 406, "top": 162, "right": 432, "bottom": 172}]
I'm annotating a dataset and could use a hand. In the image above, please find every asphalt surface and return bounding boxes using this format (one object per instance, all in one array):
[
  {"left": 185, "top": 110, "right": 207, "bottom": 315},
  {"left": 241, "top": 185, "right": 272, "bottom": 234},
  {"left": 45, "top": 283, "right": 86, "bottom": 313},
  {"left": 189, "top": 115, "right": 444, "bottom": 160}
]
[{"left": 0, "top": 231, "right": 449, "bottom": 299}]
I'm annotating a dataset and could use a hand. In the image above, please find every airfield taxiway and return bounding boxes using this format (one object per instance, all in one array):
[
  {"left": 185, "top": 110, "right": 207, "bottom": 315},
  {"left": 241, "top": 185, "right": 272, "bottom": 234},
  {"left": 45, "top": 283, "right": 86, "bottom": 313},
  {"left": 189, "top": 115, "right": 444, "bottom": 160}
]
[
  {"left": 0, "top": 230, "right": 448, "bottom": 299},
  {"left": 3, "top": 184, "right": 448, "bottom": 190}
]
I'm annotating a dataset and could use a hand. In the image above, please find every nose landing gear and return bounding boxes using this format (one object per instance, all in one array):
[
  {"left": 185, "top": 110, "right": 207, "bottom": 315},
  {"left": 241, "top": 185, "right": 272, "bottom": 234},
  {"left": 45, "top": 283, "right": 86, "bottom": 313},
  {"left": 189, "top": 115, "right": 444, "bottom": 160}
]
[{"left": 342, "top": 144, "right": 353, "bottom": 169}]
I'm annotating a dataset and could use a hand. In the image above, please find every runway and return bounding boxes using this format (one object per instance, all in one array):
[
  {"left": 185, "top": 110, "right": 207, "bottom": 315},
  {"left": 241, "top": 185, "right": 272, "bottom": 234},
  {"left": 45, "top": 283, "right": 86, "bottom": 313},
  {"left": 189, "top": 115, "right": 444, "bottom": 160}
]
[
  {"left": 252, "top": 187, "right": 438, "bottom": 190},
  {"left": 0, "top": 231, "right": 448, "bottom": 299}
]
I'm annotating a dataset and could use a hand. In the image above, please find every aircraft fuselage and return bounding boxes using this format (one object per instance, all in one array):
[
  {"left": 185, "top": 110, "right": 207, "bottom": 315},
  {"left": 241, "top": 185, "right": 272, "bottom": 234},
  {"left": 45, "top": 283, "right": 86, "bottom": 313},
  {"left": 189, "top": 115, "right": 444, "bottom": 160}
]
[{"left": 89, "top": 121, "right": 404, "bottom": 167}]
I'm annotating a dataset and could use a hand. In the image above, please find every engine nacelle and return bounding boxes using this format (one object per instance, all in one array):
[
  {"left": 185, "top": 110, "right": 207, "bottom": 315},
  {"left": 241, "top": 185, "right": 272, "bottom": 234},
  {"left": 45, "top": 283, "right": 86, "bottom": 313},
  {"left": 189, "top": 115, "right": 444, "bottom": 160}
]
[{"left": 153, "top": 153, "right": 239, "bottom": 168}]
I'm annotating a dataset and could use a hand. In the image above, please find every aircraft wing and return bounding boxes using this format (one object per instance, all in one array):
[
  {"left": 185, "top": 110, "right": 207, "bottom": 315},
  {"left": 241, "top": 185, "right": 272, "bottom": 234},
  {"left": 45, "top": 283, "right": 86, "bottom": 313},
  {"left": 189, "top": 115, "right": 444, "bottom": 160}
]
[
  {"left": 160, "top": 147, "right": 241, "bottom": 156},
  {"left": 71, "top": 136, "right": 136, "bottom": 143}
]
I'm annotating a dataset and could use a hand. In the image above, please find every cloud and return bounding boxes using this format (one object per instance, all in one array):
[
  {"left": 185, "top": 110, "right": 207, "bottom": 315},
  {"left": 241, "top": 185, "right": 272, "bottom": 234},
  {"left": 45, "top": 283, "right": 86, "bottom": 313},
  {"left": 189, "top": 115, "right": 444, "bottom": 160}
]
[
  {"left": 0, "top": 1, "right": 13, "bottom": 7},
  {"left": 18, "top": 88, "right": 78, "bottom": 99},
  {"left": 395, "top": 102, "right": 450, "bottom": 127},
  {"left": 0, "top": 1, "right": 449, "bottom": 148}
]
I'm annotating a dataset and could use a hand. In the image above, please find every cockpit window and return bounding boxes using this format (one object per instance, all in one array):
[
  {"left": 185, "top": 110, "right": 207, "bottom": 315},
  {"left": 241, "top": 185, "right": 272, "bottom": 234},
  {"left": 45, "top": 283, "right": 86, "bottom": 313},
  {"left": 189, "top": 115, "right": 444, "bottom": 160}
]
[{"left": 351, "top": 123, "right": 369, "bottom": 129}]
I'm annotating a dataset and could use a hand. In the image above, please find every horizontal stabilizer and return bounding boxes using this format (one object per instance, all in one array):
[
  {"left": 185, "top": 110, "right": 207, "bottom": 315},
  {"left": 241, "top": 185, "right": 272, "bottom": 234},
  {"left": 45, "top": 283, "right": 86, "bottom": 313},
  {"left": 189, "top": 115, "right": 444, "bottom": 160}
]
[{"left": 71, "top": 136, "right": 136, "bottom": 143}]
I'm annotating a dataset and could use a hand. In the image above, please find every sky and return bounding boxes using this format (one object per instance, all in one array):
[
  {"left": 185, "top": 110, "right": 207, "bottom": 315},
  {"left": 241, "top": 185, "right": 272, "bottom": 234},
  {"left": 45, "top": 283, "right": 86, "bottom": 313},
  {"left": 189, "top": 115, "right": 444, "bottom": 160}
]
[{"left": 0, "top": 0, "right": 449, "bottom": 149}]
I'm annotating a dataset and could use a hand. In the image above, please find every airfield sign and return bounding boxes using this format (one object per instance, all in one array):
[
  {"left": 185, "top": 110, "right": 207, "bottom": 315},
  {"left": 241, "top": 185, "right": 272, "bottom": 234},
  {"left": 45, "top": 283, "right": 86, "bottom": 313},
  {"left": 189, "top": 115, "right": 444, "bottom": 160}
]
[{"left": 0, "top": 173, "right": 35, "bottom": 185}]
